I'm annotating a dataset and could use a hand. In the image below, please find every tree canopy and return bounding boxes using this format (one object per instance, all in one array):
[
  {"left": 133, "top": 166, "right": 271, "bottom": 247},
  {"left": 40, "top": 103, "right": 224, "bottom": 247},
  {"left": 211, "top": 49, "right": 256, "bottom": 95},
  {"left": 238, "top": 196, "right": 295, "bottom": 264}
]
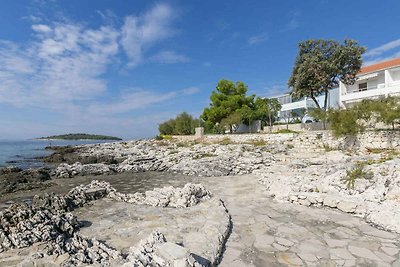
[
  {"left": 201, "top": 80, "right": 256, "bottom": 133},
  {"left": 158, "top": 112, "right": 199, "bottom": 135},
  {"left": 288, "top": 39, "right": 366, "bottom": 111},
  {"left": 254, "top": 97, "right": 282, "bottom": 130},
  {"left": 201, "top": 79, "right": 282, "bottom": 133}
]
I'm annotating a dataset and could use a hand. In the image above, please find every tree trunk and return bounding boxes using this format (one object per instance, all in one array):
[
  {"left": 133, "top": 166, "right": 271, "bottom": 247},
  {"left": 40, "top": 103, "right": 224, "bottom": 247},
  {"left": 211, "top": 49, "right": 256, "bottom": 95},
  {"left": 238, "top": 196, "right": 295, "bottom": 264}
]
[
  {"left": 310, "top": 95, "right": 321, "bottom": 110},
  {"left": 269, "top": 113, "right": 272, "bottom": 132},
  {"left": 286, "top": 114, "right": 289, "bottom": 130},
  {"left": 249, "top": 120, "right": 252, "bottom": 133},
  {"left": 322, "top": 90, "right": 329, "bottom": 130}
]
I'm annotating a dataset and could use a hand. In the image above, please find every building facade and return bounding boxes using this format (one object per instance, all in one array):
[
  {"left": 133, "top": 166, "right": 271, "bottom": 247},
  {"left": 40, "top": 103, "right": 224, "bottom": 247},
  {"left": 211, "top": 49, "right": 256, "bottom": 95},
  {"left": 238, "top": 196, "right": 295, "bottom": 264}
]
[
  {"left": 275, "top": 88, "right": 339, "bottom": 123},
  {"left": 339, "top": 58, "right": 400, "bottom": 107},
  {"left": 274, "top": 57, "right": 400, "bottom": 122}
]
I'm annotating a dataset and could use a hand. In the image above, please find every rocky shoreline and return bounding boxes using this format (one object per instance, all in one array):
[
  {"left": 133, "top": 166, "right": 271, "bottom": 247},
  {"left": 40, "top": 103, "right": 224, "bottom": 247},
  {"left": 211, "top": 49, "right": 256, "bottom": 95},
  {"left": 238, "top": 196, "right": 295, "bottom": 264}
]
[
  {"left": 1, "top": 132, "right": 400, "bottom": 266},
  {"left": 0, "top": 180, "right": 229, "bottom": 266}
]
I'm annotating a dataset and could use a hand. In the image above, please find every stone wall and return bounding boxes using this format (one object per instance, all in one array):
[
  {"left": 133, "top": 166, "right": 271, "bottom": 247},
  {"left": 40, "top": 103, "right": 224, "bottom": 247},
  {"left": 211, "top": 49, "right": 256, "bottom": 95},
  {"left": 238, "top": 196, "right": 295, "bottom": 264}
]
[
  {"left": 173, "top": 130, "right": 400, "bottom": 151},
  {"left": 294, "top": 130, "right": 400, "bottom": 150}
]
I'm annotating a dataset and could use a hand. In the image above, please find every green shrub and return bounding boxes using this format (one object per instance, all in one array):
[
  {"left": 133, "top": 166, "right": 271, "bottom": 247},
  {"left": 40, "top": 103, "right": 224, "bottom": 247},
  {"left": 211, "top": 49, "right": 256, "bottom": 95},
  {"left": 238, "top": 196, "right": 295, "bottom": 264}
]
[
  {"left": 274, "top": 129, "right": 298, "bottom": 134},
  {"left": 342, "top": 164, "right": 373, "bottom": 189},
  {"left": 322, "top": 144, "right": 335, "bottom": 152},
  {"left": 218, "top": 137, "right": 234, "bottom": 145},
  {"left": 286, "top": 144, "right": 294, "bottom": 149},
  {"left": 328, "top": 109, "right": 364, "bottom": 137},
  {"left": 154, "top": 135, "right": 163, "bottom": 140},
  {"left": 193, "top": 153, "right": 216, "bottom": 159},
  {"left": 246, "top": 139, "right": 268, "bottom": 146},
  {"left": 154, "top": 135, "right": 172, "bottom": 141}
]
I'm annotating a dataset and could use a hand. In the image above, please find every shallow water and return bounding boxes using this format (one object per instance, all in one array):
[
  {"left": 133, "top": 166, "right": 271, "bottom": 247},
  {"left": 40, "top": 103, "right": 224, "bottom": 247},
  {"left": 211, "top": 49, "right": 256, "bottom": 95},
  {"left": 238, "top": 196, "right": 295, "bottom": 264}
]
[
  {"left": 0, "top": 139, "right": 118, "bottom": 169},
  {"left": 0, "top": 171, "right": 201, "bottom": 210}
]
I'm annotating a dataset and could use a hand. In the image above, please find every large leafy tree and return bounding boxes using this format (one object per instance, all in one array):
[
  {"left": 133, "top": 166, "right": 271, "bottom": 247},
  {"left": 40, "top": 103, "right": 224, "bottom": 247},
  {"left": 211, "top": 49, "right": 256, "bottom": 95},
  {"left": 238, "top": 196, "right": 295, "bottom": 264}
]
[
  {"left": 201, "top": 80, "right": 254, "bottom": 133},
  {"left": 288, "top": 39, "right": 366, "bottom": 112}
]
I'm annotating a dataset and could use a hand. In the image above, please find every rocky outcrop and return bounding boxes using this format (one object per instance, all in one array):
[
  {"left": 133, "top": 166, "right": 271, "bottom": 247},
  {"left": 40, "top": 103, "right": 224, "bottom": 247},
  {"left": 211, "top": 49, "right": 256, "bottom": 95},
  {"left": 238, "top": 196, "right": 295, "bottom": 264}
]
[
  {"left": 0, "top": 181, "right": 220, "bottom": 266},
  {"left": 258, "top": 152, "right": 400, "bottom": 233},
  {"left": 53, "top": 141, "right": 274, "bottom": 178},
  {"left": 0, "top": 166, "right": 51, "bottom": 194},
  {"left": 109, "top": 183, "right": 212, "bottom": 208},
  {"left": 0, "top": 202, "right": 78, "bottom": 253}
]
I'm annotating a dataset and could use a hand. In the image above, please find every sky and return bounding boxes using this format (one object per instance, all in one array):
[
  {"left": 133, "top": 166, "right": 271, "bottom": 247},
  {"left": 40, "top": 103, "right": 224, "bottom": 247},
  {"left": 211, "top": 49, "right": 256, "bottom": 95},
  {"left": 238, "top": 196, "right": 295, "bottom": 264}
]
[{"left": 1, "top": 0, "right": 400, "bottom": 140}]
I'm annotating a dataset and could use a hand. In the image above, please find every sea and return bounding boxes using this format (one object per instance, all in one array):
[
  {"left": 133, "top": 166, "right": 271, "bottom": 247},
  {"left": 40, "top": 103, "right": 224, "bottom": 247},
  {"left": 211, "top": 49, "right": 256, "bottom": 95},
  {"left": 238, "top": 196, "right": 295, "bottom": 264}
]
[{"left": 0, "top": 139, "right": 115, "bottom": 169}]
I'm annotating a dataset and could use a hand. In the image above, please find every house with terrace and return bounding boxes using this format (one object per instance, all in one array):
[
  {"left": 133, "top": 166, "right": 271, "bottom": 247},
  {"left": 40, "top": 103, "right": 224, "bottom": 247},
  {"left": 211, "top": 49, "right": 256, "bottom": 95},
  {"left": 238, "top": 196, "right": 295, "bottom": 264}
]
[
  {"left": 339, "top": 57, "right": 400, "bottom": 107},
  {"left": 274, "top": 58, "right": 400, "bottom": 123},
  {"left": 275, "top": 88, "right": 339, "bottom": 123}
]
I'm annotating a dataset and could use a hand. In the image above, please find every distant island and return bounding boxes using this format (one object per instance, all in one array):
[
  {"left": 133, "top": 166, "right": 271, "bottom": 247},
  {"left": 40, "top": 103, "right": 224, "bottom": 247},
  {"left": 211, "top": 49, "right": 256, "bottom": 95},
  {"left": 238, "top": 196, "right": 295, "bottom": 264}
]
[{"left": 36, "top": 133, "right": 122, "bottom": 141}]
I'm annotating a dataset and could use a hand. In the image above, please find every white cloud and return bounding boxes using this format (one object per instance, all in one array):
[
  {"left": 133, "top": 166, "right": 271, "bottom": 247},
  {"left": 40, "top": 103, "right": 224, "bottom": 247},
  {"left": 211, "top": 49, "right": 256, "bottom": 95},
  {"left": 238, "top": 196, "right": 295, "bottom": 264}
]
[
  {"left": 365, "top": 39, "right": 400, "bottom": 57},
  {"left": 0, "top": 22, "right": 119, "bottom": 109},
  {"left": 150, "top": 50, "right": 189, "bottom": 64},
  {"left": 248, "top": 32, "right": 269, "bottom": 46},
  {"left": 282, "top": 11, "right": 301, "bottom": 32},
  {"left": 32, "top": 24, "right": 52, "bottom": 33},
  {"left": 121, "top": 3, "right": 176, "bottom": 67},
  {"left": 0, "top": 4, "right": 191, "bottom": 139},
  {"left": 86, "top": 86, "right": 199, "bottom": 116},
  {"left": 363, "top": 51, "right": 400, "bottom": 66},
  {"left": 181, "top": 86, "right": 200, "bottom": 95},
  {"left": 363, "top": 39, "right": 400, "bottom": 65},
  {"left": 253, "top": 83, "right": 288, "bottom": 98}
]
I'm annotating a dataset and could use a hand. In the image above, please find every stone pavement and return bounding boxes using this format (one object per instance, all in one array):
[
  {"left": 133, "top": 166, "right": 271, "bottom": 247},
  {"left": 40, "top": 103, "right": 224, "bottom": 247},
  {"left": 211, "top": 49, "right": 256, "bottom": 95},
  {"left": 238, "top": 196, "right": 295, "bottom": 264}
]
[
  {"left": 1, "top": 171, "right": 400, "bottom": 266},
  {"left": 201, "top": 175, "right": 400, "bottom": 267}
]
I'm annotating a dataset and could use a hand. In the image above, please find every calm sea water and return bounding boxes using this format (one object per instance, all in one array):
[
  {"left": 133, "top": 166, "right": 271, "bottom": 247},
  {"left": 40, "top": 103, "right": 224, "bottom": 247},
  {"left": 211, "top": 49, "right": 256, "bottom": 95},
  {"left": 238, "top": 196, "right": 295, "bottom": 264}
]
[{"left": 0, "top": 139, "right": 116, "bottom": 169}]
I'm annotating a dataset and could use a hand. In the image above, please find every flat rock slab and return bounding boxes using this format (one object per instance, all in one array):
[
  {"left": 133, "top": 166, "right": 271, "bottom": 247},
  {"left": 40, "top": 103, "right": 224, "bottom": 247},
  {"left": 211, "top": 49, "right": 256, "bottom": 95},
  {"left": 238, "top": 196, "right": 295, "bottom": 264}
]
[
  {"left": 200, "top": 175, "right": 400, "bottom": 267},
  {"left": 74, "top": 197, "right": 229, "bottom": 263},
  {"left": 0, "top": 195, "right": 229, "bottom": 267}
]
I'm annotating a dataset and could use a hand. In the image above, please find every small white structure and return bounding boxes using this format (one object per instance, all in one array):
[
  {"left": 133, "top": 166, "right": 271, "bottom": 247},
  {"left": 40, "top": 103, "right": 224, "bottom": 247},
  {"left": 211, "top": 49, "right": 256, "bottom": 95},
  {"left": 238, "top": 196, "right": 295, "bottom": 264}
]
[
  {"left": 339, "top": 58, "right": 400, "bottom": 107},
  {"left": 275, "top": 88, "right": 339, "bottom": 122}
]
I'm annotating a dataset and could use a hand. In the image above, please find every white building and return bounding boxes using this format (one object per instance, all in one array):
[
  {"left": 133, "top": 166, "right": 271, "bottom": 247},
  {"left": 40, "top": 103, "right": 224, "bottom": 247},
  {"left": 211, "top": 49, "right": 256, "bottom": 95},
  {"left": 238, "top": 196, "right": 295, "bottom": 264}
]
[
  {"left": 274, "top": 57, "right": 400, "bottom": 122},
  {"left": 275, "top": 88, "right": 339, "bottom": 122},
  {"left": 339, "top": 58, "right": 400, "bottom": 107}
]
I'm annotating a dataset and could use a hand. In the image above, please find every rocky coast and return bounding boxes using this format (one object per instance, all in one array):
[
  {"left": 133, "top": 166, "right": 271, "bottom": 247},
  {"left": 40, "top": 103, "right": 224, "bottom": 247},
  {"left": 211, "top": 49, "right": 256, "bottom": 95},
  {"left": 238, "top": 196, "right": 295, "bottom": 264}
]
[{"left": 1, "top": 131, "right": 400, "bottom": 266}]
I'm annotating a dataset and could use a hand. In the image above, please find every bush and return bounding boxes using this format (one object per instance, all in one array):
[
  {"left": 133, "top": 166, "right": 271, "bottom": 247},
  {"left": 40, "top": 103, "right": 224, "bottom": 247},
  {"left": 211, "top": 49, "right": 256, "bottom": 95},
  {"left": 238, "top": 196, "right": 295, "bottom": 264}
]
[
  {"left": 218, "top": 137, "right": 233, "bottom": 145},
  {"left": 328, "top": 109, "right": 364, "bottom": 137},
  {"left": 158, "top": 112, "right": 199, "bottom": 135},
  {"left": 342, "top": 164, "right": 373, "bottom": 189},
  {"left": 275, "top": 129, "right": 298, "bottom": 134}
]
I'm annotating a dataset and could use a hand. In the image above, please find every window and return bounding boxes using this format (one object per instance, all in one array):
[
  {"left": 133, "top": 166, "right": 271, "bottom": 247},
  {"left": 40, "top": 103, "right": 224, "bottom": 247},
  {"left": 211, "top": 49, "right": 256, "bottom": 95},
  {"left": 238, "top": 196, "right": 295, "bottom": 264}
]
[{"left": 358, "top": 82, "right": 367, "bottom": 91}]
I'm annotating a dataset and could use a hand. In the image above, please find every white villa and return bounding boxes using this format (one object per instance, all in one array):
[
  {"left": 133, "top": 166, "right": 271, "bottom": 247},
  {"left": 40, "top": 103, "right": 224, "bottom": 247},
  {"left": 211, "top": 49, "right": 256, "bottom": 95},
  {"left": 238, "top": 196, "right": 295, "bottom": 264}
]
[
  {"left": 339, "top": 57, "right": 400, "bottom": 107},
  {"left": 275, "top": 57, "right": 400, "bottom": 122},
  {"left": 275, "top": 88, "right": 339, "bottom": 123}
]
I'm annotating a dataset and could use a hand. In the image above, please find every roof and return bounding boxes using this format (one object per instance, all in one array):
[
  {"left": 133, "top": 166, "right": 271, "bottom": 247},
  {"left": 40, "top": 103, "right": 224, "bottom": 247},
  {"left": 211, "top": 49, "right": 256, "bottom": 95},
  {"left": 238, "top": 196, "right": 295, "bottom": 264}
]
[{"left": 359, "top": 57, "right": 400, "bottom": 75}]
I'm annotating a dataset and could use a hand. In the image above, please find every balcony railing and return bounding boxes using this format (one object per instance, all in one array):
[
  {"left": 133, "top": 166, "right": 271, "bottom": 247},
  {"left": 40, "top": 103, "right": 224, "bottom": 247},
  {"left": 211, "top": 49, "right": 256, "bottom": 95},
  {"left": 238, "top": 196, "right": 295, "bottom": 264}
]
[
  {"left": 347, "top": 85, "right": 378, "bottom": 94},
  {"left": 341, "top": 83, "right": 400, "bottom": 102}
]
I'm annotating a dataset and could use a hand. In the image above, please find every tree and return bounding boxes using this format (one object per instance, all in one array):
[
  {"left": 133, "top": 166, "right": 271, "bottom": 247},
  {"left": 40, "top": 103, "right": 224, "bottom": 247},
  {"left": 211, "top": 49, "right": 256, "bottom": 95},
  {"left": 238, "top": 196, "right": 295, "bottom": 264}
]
[
  {"left": 158, "top": 112, "right": 198, "bottom": 135},
  {"left": 174, "top": 112, "right": 196, "bottom": 135},
  {"left": 201, "top": 80, "right": 254, "bottom": 133},
  {"left": 220, "top": 111, "right": 242, "bottom": 133},
  {"left": 288, "top": 39, "right": 365, "bottom": 128},
  {"left": 375, "top": 97, "right": 400, "bottom": 130},
  {"left": 254, "top": 98, "right": 281, "bottom": 131},
  {"left": 158, "top": 119, "right": 176, "bottom": 135}
]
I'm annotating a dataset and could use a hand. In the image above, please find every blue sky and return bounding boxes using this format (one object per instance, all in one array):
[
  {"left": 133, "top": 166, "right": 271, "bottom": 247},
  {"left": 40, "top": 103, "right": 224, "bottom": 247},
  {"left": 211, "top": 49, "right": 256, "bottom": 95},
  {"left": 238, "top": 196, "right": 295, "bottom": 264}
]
[{"left": 0, "top": 0, "right": 400, "bottom": 140}]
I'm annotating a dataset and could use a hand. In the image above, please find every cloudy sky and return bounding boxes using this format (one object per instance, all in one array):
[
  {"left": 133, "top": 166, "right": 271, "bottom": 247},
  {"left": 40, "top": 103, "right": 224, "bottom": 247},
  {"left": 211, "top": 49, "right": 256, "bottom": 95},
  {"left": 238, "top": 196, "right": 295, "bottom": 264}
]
[{"left": 0, "top": 0, "right": 400, "bottom": 139}]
